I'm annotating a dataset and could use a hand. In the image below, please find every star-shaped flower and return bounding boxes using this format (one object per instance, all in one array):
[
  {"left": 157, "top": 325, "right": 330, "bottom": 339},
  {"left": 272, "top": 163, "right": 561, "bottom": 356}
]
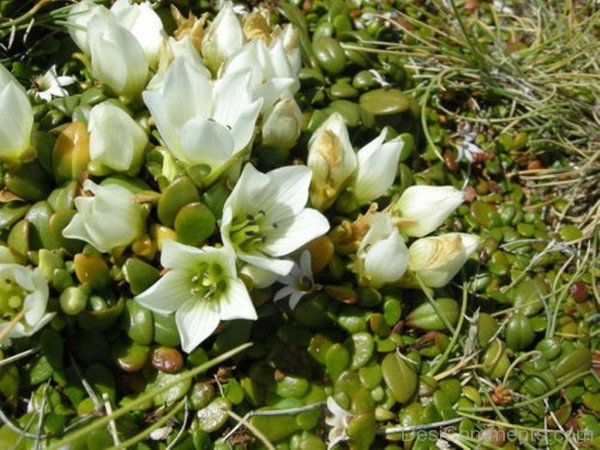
[{"left": 135, "top": 239, "right": 257, "bottom": 352}]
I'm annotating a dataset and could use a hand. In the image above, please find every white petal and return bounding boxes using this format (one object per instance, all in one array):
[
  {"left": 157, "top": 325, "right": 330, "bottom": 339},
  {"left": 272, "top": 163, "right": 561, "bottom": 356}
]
[
  {"left": 254, "top": 78, "right": 296, "bottom": 112},
  {"left": 62, "top": 213, "right": 102, "bottom": 250},
  {"left": 0, "top": 83, "right": 33, "bottom": 160},
  {"left": 363, "top": 230, "right": 408, "bottom": 287},
  {"left": 262, "top": 208, "right": 330, "bottom": 257},
  {"left": 299, "top": 250, "right": 312, "bottom": 277},
  {"left": 273, "top": 285, "right": 296, "bottom": 302},
  {"left": 180, "top": 117, "right": 235, "bottom": 167},
  {"left": 219, "top": 278, "right": 256, "bottom": 321},
  {"left": 161, "top": 58, "right": 213, "bottom": 126},
  {"left": 459, "top": 233, "right": 480, "bottom": 257},
  {"left": 161, "top": 240, "right": 237, "bottom": 278},
  {"left": 142, "top": 90, "right": 181, "bottom": 155},
  {"left": 212, "top": 69, "right": 254, "bottom": 126},
  {"left": 288, "top": 291, "right": 305, "bottom": 310},
  {"left": 354, "top": 132, "right": 402, "bottom": 203},
  {"left": 239, "top": 253, "right": 294, "bottom": 277},
  {"left": 5, "top": 312, "right": 55, "bottom": 339},
  {"left": 394, "top": 185, "right": 464, "bottom": 237},
  {"left": 261, "top": 98, "right": 302, "bottom": 150},
  {"left": 23, "top": 290, "right": 46, "bottom": 326},
  {"left": 222, "top": 163, "right": 270, "bottom": 218},
  {"left": 201, "top": 1, "right": 244, "bottom": 71},
  {"left": 175, "top": 300, "right": 220, "bottom": 353},
  {"left": 257, "top": 165, "right": 313, "bottom": 220},
  {"left": 87, "top": 14, "right": 149, "bottom": 96},
  {"left": 88, "top": 102, "right": 147, "bottom": 172},
  {"left": 67, "top": 0, "right": 102, "bottom": 53},
  {"left": 327, "top": 397, "right": 351, "bottom": 418},
  {"left": 239, "top": 264, "right": 279, "bottom": 289},
  {"left": 135, "top": 270, "right": 193, "bottom": 314},
  {"left": 407, "top": 234, "right": 475, "bottom": 288},
  {"left": 229, "top": 99, "right": 262, "bottom": 153},
  {"left": 111, "top": 0, "right": 166, "bottom": 69}
]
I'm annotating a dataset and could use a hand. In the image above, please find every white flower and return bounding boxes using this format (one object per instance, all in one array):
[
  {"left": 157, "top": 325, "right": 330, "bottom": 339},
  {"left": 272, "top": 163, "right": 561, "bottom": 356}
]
[
  {"left": 350, "top": 129, "right": 403, "bottom": 206},
  {"left": 261, "top": 98, "right": 302, "bottom": 150},
  {"left": 62, "top": 180, "right": 145, "bottom": 253},
  {"left": 0, "top": 65, "right": 33, "bottom": 165},
  {"left": 356, "top": 212, "right": 408, "bottom": 287},
  {"left": 457, "top": 140, "right": 483, "bottom": 163},
  {"left": 307, "top": 113, "right": 357, "bottom": 210},
  {"left": 408, "top": 233, "right": 480, "bottom": 288},
  {"left": 0, "top": 264, "right": 54, "bottom": 344},
  {"left": 325, "top": 397, "right": 352, "bottom": 450},
  {"left": 143, "top": 59, "right": 262, "bottom": 173},
  {"left": 201, "top": 0, "right": 245, "bottom": 73},
  {"left": 135, "top": 240, "right": 257, "bottom": 353},
  {"left": 221, "top": 164, "right": 330, "bottom": 282},
  {"left": 33, "top": 65, "right": 75, "bottom": 102},
  {"left": 87, "top": 12, "right": 149, "bottom": 97},
  {"left": 66, "top": 0, "right": 100, "bottom": 53},
  {"left": 393, "top": 185, "right": 464, "bottom": 237},
  {"left": 222, "top": 38, "right": 299, "bottom": 112},
  {"left": 88, "top": 102, "right": 148, "bottom": 173},
  {"left": 273, "top": 251, "right": 316, "bottom": 309},
  {"left": 455, "top": 123, "right": 483, "bottom": 162},
  {"left": 109, "top": 0, "right": 166, "bottom": 69},
  {"left": 67, "top": 0, "right": 165, "bottom": 70}
]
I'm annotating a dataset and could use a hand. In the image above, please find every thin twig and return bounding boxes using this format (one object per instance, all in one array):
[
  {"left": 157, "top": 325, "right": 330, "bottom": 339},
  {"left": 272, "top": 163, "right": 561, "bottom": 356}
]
[
  {"left": 0, "top": 347, "right": 40, "bottom": 367},
  {"left": 227, "top": 410, "right": 275, "bottom": 450},
  {"left": 379, "top": 417, "right": 464, "bottom": 435},
  {"left": 102, "top": 393, "right": 119, "bottom": 446}
]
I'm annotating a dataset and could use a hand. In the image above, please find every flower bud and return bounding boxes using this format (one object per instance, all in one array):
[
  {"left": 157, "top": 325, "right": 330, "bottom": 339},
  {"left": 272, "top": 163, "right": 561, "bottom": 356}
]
[
  {"left": 0, "top": 65, "right": 33, "bottom": 165},
  {"left": 63, "top": 180, "right": 145, "bottom": 253},
  {"left": 261, "top": 98, "right": 302, "bottom": 150},
  {"left": 408, "top": 233, "right": 479, "bottom": 288},
  {"left": 356, "top": 212, "right": 408, "bottom": 287},
  {"left": 87, "top": 13, "right": 149, "bottom": 97},
  {"left": 348, "top": 130, "right": 403, "bottom": 208},
  {"left": 201, "top": 1, "right": 244, "bottom": 73},
  {"left": 393, "top": 185, "right": 464, "bottom": 237},
  {"left": 88, "top": 102, "right": 148, "bottom": 174},
  {"left": 67, "top": 0, "right": 100, "bottom": 53},
  {"left": 307, "top": 113, "right": 357, "bottom": 211},
  {"left": 110, "top": 0, "right": 166, "bottom": 69},
  {"left": 222, "top": 39, "right": 297, "bottom": 113}
]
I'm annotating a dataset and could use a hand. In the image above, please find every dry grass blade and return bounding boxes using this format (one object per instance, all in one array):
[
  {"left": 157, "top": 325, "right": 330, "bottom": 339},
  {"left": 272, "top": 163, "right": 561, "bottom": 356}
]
[{"left": 372, "top": 0, "right": 600, "bottom": 240}]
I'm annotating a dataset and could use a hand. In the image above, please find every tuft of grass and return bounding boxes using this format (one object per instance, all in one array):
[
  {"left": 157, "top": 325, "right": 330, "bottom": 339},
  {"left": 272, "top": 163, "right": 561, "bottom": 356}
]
[{"left": 349, "top": 0, "right": 599, "bottom": 239}]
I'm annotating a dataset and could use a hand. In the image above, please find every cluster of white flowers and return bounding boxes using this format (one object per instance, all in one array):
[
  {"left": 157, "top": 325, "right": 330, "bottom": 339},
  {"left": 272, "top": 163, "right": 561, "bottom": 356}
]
[
  {"left": 0, "top": 0, "right": 479, "bottom": 353},
  {"left": 64, "top": 0, "right": 318, "bottom": 351},
  {"left": 355, "top": 186, "right": 479, "bottom": 289}
]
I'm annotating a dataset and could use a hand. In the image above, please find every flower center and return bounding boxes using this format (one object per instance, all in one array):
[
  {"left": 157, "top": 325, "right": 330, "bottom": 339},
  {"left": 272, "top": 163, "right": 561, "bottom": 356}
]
[
  {"left": 229, "top": 210, "right": 271, "bottom": 253},
  {"left": 189, "top": 263, "right": 227, "bottom": 301},
  {"left": 0, "top": 277, "right": 26, "bottom": 320},
  {"left": 297, "top": 275, "right": 314, "bottom": 292}
]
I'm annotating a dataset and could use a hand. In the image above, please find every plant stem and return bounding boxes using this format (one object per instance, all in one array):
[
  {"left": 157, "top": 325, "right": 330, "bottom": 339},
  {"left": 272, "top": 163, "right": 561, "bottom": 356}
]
[{"left": 48, "top": 343, "right": 253, "bottom": 450}]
